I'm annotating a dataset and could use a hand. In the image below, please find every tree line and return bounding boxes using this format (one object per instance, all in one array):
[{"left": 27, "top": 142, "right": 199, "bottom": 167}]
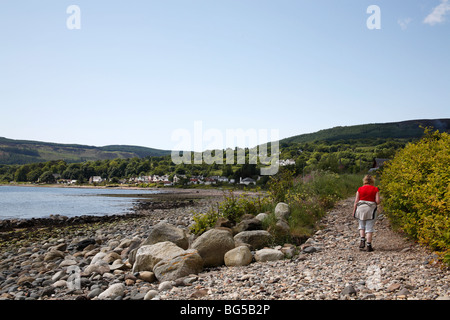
[{"left": 0, "top": 137, "right": 416, "bottom": 185}]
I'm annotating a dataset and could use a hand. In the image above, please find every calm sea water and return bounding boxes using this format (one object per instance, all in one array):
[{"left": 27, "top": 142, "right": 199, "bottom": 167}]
[{"left": 0, "top": 186, "right": 159, "bottom": 220}]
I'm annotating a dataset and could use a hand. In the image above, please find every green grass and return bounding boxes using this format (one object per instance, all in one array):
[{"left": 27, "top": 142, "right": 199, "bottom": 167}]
[{"left": 268, "top": 171, "right": 363, "bottom": 243}]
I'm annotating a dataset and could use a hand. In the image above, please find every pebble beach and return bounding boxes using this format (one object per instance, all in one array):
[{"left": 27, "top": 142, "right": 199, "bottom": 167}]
[{"left": 0, "top": 189, "right": 448, "bottom": 301}]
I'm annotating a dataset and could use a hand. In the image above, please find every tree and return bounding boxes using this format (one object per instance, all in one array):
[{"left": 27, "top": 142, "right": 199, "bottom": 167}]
[
  {"left": 39, "top": 171, "right": 56, "bottom": 184},
  {"left": 14, "top": 166, "right": 29, "bottom": 182},
  {"left": 26, "top": 169, "right": 42, "bottom": 182}
]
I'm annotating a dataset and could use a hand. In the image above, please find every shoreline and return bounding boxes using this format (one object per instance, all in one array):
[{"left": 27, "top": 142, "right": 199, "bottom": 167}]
[
  {"left": 0, "top": 187, "right": 228, "bottom": 233},
  {"left": 0, "top": 183, "right": 161, "bottom": 191}
]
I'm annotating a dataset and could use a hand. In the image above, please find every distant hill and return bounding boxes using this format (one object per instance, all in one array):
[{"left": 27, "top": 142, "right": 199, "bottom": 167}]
[
  {"left": 280, "top": 119, "right": 450, "bottom": 144},
  {"left": 0, "top": 137, "right": 171, "bottom": 165},
  {"left": 1, "top": 119, "right": 449, "bottom": 165}
]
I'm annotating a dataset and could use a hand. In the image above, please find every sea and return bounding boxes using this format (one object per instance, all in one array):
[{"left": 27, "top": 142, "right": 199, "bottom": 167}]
[{"left": 0, "top": 185, "right": 159, "bottom": 220}]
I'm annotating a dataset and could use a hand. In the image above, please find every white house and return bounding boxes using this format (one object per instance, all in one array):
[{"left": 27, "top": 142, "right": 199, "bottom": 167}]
[
  {"left": 137, "top": 176, "right": 151, "bottom": 183},
  {"left": 89, "top": 176, "right": 103, "bottom": 184},
  {"left": 173, "top": 174, "right": 186, "bottom": 184},
  {"left": 277, "top": 159, "right": 296, "bottom": 166}
]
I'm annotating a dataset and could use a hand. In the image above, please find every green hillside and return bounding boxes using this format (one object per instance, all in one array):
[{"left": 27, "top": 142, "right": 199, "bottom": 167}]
[
  {"left": 281, "top": 119, "right": 450, "bottom": 144},
  {"left": 1, "top": 119, "right": 448, "bottom": 167},
  {"left": 0, "top": 137, "right": 171, "bottom": 165}
]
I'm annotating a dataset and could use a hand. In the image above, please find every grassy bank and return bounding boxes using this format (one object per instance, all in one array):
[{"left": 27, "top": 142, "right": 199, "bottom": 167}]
[{"left": 266, "top": 170, "right": 362, "bottom": 243}]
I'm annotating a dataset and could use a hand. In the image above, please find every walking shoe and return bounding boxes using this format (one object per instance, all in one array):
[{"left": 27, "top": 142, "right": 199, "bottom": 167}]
[
  {"left": 359, "top": 239, "right": 366, "bottom": 249},
  {"left": 366, "top": 244, "right": 374, "bottom": 252}
]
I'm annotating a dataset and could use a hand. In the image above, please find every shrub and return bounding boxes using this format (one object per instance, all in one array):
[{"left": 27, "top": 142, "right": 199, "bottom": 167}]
[
  {"left": 190, "top": 207, "right": 220, "bottom": 235},
  {"left": 380, "top": 129, "right": 450, "bottom": 265},
  {"left": 267, "top": 167, "right": 294, "bottom": 203},
  {"left": 189, "top": 191, "right": 271, "bottom": 235}
]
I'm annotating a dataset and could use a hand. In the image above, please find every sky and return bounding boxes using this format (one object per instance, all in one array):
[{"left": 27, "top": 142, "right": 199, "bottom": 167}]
[{"left": 0, "top": 0, "right": 449, "bottom": 151}]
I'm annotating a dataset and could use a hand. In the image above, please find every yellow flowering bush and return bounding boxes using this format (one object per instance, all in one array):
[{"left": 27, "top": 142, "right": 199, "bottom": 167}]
[{"left": 381, "top": 129, "right": 450, "bottom": 264}]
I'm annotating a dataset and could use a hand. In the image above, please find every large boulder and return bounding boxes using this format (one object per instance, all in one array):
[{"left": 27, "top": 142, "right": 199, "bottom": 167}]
[
  {"left": 234, "top": 230, "right": 272, "bottom": 250},
  {"left": 153, "top": 249, "right": 203, "bottom": 282},
  {"left": 224, "top": 246, "right": 253, "bottom": 267},
  {"left": 132, "top": 241, "right": 185, "bottom": 273},
  {"left": 275, "top": 202, "right": 290, "bottom": 220},
  {"left": 141, "top": 222, "right": 189, "bottom": 250},
  {"left": 191, "top": 229, "right": 235, "bottom": 267}
]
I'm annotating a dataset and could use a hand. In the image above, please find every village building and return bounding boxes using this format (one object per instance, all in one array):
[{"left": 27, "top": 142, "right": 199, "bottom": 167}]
[{"left": 89, "top": 176, "right": 103, "bottom": 184}]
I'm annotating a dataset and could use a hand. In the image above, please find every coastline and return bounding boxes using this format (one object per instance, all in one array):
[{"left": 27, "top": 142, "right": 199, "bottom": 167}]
[
  {"left": 0, "top": 183, "right": 161, "bottom": 191},
  {"left": 0, "top": 187, "right": 227, "bottom": 233}
]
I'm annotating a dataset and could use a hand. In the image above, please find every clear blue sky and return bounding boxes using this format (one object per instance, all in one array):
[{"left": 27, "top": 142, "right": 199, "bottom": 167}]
[{"left": 1, "top": 1, "right": 449, "bottom": 151}]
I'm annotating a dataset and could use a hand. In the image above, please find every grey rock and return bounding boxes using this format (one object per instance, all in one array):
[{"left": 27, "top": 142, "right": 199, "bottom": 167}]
[
  {"left": 341, "top": 285, "right": 357, "bottom": 296},
  {"left": 275, "top": 202, "right": 290, "bottom": 220},
  {"left": 142, "top": 222, "right": 189, "bottom": 250},
  {"left": 191, "top": 229, "right": 235, "bottom": 267},
  {"left": 274, "top": 219, "right": 290, "bottom": 236},
  {"left": 98, "top": 283, "right": 125, "bottom": 300},
  {"left": 87, "top": 288, "right": 102, "bottom": 299},
  {"left": 224, "top": 246, "right": 253, "bottom": 267},
  {"left": 396, "top": 288, "right": 411, "bottom": 296},
  {"left": 303, "top": 246, "right": 317, "bottom": 254},
  {"left": 40, "top": 286, "right": 55, "bottom": 297},
  {"left": 234, "top": 230, "right": 272, "bottom": 250},
  {"left": 44, "top": 250, "right": 65, "bottom": 261},
  {"left": 255, "top": 213, "right": 269, "bottom": 222},
  {"left": 132, "top": 241, "right": 185, "bottom": 273},
  {"left": 254, "top": 249, "right": 284, "bottom": 262},
  {"left": 153, "top": 249, "right": 203, "bottom": 282},
  {"left": 158, "top": 281, "right": 173, "bottom": 291},
  {"left": 144, "top": 290, "right": 159, "bottom": 300},
  {"left": 232, "top": 219, "right": 262, "bottom": 234}
]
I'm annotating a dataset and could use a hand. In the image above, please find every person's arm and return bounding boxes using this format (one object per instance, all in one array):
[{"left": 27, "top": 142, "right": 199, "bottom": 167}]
[
  {"left": 353, "top": 191, "right": 360, "bottom": 216},
  {"left": 375, "top": 191, "right": 380, "bottom": 205}
]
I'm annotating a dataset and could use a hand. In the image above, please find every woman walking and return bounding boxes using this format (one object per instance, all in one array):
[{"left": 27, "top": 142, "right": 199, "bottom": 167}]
[{"left": 353, "top": 175, "right": 380, "bottom": 252}]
